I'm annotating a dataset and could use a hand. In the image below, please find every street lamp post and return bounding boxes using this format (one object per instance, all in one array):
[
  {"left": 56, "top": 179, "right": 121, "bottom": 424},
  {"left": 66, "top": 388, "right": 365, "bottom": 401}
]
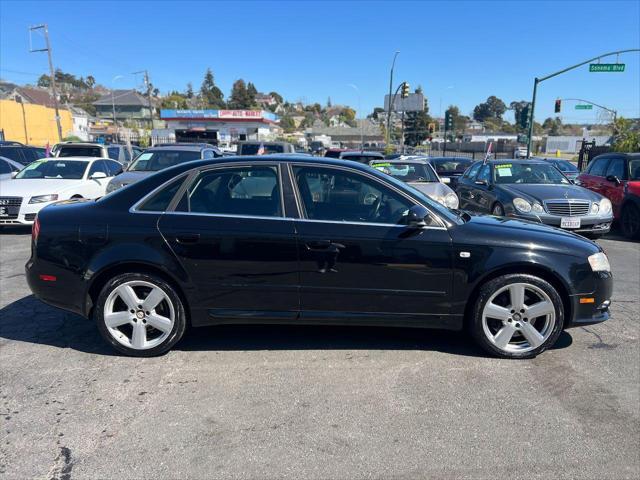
[
  {"left": 111, "top": 75, "right": 124, "bottom": 142},
  {"left": 386, "top": 51, "right": 400, "bottom": 147}
]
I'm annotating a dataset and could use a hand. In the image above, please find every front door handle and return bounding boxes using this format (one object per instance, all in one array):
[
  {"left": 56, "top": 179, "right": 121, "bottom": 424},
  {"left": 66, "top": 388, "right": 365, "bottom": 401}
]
[{"left": 175, "top": 233, "right": 200, "bottom": 244}]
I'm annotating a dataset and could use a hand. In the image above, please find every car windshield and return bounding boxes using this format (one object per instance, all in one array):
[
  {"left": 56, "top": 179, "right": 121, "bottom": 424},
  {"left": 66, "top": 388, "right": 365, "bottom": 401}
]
[
  {"left": 57, "top": 145, "right": 103, "bottom": 157},
  {"left": 629, "top": 159, "right": 640, "bottom": 180},
  {"left": 431, "top": 158, "right": 473, "bottom": 174},
  {"left": 552, "top": 160, "right": 579, "bottom": 172},
  {"left": 493, "top": 162, "right": 570, "bottom": 184},
  {"left": 241, "top": 144, "right": 285, "bottom": 155},
  {"left": 371, "top": 162, "right": 438, "bottom": 182},
  {"left": 128, "top": 150, "right": 201, "bottom": 172},
  {"left": 15, "top": 160, "right": 88, "bottom": 179}
]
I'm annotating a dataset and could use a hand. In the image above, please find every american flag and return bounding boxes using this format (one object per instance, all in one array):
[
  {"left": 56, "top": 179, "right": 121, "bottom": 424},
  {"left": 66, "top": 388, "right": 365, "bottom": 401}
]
[{"left": 257, "top": 142, "right": 265, "bottom": 155}]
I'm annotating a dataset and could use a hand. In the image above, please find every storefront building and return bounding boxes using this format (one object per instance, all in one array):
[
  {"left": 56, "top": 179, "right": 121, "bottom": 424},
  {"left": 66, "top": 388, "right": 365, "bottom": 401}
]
[{"left": 159, "top": 109, "right": 281, "bottom": 147}]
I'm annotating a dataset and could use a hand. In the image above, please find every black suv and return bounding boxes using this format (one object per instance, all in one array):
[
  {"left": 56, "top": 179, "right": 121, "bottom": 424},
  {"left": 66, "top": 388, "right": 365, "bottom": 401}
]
[
  {"left": 0, "top": 141, "right": 46, "bottom": 166},
  {"left": 106, "top": 143, "right": 222, "bottom": 193}
]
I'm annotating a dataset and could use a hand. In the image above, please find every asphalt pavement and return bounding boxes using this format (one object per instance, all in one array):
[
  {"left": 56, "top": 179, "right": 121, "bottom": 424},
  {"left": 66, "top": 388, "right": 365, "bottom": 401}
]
[{"left": 0, "top": 227, "right": 638, "bottom": 479}]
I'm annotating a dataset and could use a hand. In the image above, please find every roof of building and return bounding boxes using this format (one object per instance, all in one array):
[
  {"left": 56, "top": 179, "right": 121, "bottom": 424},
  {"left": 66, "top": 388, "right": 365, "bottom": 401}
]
[
  {"left": 10, "top": 87, "right": 58, "bottom": 108},
  {"left": 93, "top": 89, "right": 151, "bottom": 107}
]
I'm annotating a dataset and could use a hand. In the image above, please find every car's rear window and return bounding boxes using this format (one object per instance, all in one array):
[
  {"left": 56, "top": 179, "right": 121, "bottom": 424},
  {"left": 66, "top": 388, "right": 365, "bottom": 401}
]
[
  {"left": 431, "top": 158, "right": 473, "bottom": 174},
  {"left": 57, "top": 146, "right": 103, "bottom": 157},
  {"left": 324, "top": 150, "right": 343, "bottom": 158}
]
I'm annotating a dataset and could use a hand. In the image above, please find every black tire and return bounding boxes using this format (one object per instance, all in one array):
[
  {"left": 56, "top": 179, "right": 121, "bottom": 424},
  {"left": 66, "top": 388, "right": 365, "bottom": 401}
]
[
  {"left": 621, "top": 203, "right": 640, "bottom": 240},
  {"left": 469, "top": 274, "right": 564, "bottom": 359},
  {"left": 94, "top": 273, "right": 187, "bottom": 357},
  {"left": 491, "top": 202, "right": 505, "bottom": 216}
]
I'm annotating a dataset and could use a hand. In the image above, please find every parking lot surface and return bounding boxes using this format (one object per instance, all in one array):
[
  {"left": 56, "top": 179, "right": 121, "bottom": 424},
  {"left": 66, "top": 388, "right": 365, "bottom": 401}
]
[{"left": 0, "top": 228, "right": 638, "bottom": 479}]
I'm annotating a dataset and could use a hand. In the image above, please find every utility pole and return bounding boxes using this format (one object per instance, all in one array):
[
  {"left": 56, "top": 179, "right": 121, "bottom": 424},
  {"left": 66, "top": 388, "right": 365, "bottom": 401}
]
[
  {"left": 15, "top": 95, "right": 29, "bottom": 143},
  {"left": 134, "top": 70, "right": 154, "bottom": 130},
  {"left": 386, "top": 51, "right": 400, "bottom": 148},
  {"left": 29, "top": 24, "right": 63, "bottom": 141}
]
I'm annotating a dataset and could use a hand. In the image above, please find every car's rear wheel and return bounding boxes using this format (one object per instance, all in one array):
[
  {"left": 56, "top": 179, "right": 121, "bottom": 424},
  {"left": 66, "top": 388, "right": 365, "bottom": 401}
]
[
  {"left": 621, "top": 203, "right": 640, "bottom": 239},
  {"left": 470, "top": 274, "right": 564, "bottom": 359},
  {"left": 492, "top": 202, "right": 505, "bottom": 216},
  {"left": 95, "top": 273, "right": 186, "bottom": 356}
]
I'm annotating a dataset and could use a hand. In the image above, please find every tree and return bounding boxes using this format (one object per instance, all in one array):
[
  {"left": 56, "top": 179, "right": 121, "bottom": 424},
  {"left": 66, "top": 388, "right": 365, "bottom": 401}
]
[
  {"left": 161, "top": 92, "right": 188, "bottom": 109},
  {"left": 368, "top": 107, "right": 385, "bottom": 120},
  {"left": 445, "top": 105, "right": 468, "bottom": 134},
  {"left": 612, "top": 117, "right": 640, "bottom": 152},
  {"left": 542, "top": 117, "right": 562, "bottom": 135},
  {"left": 269, "top": 91, "right": 283, "bottom": 104},
  {"left": 473, "top": 95, "right": 507, "bottom": 122},
  {"left": 86, "top": 75, "right": 96, "bottom": 88},
  {"left": 327, "top": 96, "right": 332, "bottom": 108},
  {"left": 404, "top": 91, "right": 432, "bottom": 147},
  {"left": 509, "top": 100, "right": 530, "bottom": 132},
  {"left": 186, "top": 82, "right": 194, "bottom": 99},
  {"left": 246, "top": 82, "right": 258, "bottom": 107},
  {"left": 37, "top": 74, "right": 50, "bottom": 88},
  {"left": 279, "top": 115, "right": 296, "bottom": 133},
  {"left": 228, "top": 79, "right": 255, "bottom": 109},
  {"left": 200, "top": 68, "right": 225, "bottom": 108}
]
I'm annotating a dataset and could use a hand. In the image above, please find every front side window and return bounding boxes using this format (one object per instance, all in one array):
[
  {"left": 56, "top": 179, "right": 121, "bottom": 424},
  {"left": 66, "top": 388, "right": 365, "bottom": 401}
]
[
  {"left": 464, "top": 162, "right": 481, "bottom": 179},
  {"left": 605, "top": 158, "right": 625, "bottom": 179},
  {"left": 293, "top": 166, "right": 413, "bottom": 224},
  {"left": 477, "top": 165, "right": 491, "bottom": 183},
  {"left": 128, "top": 150, "right": 201, "bottom": 172},
  {"left": 88, "top": 160, "right": 108, "bottom": 177},
  {"left": 629, "top": 159, "right": 640, "bottom": 180},
  {"left": 15, "top": 160, "right": 89, "bottom": 179},
  {"left": 177, "top": 165, "right": 281, "bottom": 217},
  {"left": 588, "top": 158, "right": 609, "bottom": 177}
]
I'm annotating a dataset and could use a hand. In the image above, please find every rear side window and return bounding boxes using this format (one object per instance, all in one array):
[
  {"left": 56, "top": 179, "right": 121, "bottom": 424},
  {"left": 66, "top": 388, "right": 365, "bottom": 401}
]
[
  {"left": 138, "top": 176, "right": 185, "bottom": 212},
  {"left": 587, "top": 157, "right": 609, "bottom": 176},
  {"left": 58, "top": 146, "right": 103, "bottom": 157},
  {"left": 605, "top": 158, "right": 625, "bottom": 179},
  {"left": 176, "top": 165, "right": 282, "bottom": 217}
]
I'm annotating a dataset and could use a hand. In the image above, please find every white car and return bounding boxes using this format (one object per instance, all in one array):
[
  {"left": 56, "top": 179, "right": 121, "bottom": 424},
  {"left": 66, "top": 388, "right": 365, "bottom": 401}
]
[
  {"left": 0, "top": 156, "right": 24, "bottom": 181},
  {"left": 0, "top": 157, "right": 123, "bottom": 225}
]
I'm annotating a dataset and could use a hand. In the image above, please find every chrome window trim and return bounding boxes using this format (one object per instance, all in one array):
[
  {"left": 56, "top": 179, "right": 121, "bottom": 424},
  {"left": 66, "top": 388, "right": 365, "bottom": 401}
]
[{"left": 288, "top": 162, "right": 448, "bottom": 229}]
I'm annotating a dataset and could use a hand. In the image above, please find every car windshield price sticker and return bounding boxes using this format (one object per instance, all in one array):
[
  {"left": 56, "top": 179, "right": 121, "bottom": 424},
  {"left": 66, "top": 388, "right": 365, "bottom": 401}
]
[{"left": 496, "top": 164, "right": 512, "bottom": 176}]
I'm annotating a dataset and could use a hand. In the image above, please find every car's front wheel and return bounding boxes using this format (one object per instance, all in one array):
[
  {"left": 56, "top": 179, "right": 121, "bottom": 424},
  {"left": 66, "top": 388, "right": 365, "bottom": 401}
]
[
  {"left": 492, "top": 202, "right": 505, "bottom": 216},
  {"left": 95, "top": 273, "right": 186, "bottom": 356},
  {"left": 470, "top": 274, "right": 564, "bottom": 359}
]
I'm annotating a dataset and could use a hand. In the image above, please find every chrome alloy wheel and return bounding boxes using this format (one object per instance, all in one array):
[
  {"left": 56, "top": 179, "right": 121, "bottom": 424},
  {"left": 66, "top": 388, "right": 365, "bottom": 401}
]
[
  {"left": 481, "top": 282, "right": 556, "bottom": 354},
  {"left": 103, "top": 280, "right": 175, "bottom": 350}
]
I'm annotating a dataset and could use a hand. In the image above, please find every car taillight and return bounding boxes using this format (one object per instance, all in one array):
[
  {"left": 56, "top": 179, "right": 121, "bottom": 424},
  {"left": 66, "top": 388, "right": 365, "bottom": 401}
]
[{"left": 32, "top": 216, "right": 40, "bottom": 242}]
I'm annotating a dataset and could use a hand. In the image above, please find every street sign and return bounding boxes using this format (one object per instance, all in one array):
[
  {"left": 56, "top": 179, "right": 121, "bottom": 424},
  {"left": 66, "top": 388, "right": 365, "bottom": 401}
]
[
  {"left": 589, "top": 63, "right": 625, "bottom": 72},
  {"left": 575, "top": 104, "right": 593, "bottom": 110},
  {"left": 384, "top": 93, "right": 425, "bottom": 112}
]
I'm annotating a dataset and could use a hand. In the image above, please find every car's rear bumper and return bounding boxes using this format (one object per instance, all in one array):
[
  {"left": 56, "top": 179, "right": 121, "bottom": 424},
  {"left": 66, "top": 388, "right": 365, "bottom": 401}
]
[{"left": 26, "top": 257, "right": 87, "bottom": 317}]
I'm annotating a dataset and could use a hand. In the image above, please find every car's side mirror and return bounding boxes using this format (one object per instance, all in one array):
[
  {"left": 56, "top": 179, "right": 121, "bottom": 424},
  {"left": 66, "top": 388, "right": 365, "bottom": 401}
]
[
  {"left": 11, "top": 171, "right": 18, "bottom": 178},
  {"left": 403, "top": 205, "right": 430, "bottom": 228},
  {"left": 474, "top": 179, "right": 488, "bottom": 186},
  {"left": 606, "top": 175, "right": 621, "bottom": 185},
  {"left": 90, "top": 171, "right": 107, "bottom": 179}
]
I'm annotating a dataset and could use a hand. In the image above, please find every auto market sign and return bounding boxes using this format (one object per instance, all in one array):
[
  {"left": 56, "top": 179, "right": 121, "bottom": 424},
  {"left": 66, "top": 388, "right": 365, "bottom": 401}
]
[
  {"left": 161, "top": 109, "right": 267, "bottom": 120},
  {"left": 589, "top": 63, "right": 625, "bottom": 72}
]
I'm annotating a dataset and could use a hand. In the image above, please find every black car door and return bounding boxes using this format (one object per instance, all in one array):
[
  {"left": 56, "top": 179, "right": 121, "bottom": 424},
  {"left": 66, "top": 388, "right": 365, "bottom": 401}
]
[
  {"left": 471, "top": 164, "right": 497, "bottom": 212},
  {"left": 290, "top": 164, "right": 454, "bottom": 327},
  {"left": 157, "top": 163, "right": 299, "bottom": 324},
  {"left": 456, "top": 162, "right": 481, "bottom": 210}
]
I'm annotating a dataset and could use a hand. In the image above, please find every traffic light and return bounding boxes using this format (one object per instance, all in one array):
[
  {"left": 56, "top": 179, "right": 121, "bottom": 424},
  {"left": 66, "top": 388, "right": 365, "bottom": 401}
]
[
  {"left": 554, "top": 99, "right": 561, "bottom": 113},
  {"left": 444, "top": 111, "right": 454, "bottom": 131},
  {"left": 519, "top": 104, "right": 530, "bottom": 129},
  {"left": 401, "top": 82, "right": 410, "bottom": 99}
]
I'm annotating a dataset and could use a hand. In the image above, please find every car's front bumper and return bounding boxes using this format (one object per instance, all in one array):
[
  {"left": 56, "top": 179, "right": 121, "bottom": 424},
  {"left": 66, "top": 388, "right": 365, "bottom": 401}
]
[
  {"left": 507, "top": 212, "right": 612, "bottom": 234},
  {"left": 0, "top": 201, "right": 54, "bottom": 225},
  {"left": 565, "top": 271, "right": 613, "bottom": 328}
]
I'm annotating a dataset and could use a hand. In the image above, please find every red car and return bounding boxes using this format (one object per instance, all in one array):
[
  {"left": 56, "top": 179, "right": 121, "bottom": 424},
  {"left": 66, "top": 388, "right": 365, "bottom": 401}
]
[{"left": 577, "top": 153, "right": 640, "bottom": 239}]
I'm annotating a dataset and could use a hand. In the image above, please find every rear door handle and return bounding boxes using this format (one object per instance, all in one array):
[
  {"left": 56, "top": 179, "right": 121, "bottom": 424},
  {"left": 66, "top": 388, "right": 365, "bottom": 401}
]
[{"left": 175, "top": 233, "right": 200, "bottom": 244}]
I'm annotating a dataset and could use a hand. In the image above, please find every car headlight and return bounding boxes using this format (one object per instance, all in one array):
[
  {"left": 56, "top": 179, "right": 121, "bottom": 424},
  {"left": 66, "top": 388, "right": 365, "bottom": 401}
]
[
  {"left": 598, "top": 198, "right": 612, "bottom": 216},
  {"left": 532, "top": 202, "right": 544, "bottom": 213},
  {"left": 444, "top": 192, "right": 459, "bottom": 209},
  {"left": 588, "top": 252, "right": 610, "bottom": 272},
  {"left": 590, "top": 202, "right": 599, "bottom": 215},
  {"left": 29, "top": 194, "right": 58, "bottom": 204},
  {"left": 513, "top": 197, "right": 532, "bottom": 213}
]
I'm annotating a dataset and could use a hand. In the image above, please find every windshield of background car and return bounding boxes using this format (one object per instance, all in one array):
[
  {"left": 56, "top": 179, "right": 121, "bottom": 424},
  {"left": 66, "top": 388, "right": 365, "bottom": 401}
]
[
  {"left": 431, "top": 158, "right": 473, "bottom": 174},
  {"left": 240, "top": 144, "right": 284, "bottom": 155},
  {"left": 128, "top": 150, "right": 201, "bottom": 172},
  {"left": 629, "top": 159, "right": 640, "bottom": 180},
  {"left": 371, "top": 162, "right": 438, "bottom": 182},
  {"left": 342, "top": 154, "right": 383, "bottom": 163},
  {"left": 553, "top": 160, "right": 579, "bottom": 172},
  {"left": 15, "top": 160, "right": 88, "bottom": 179},
  {"left": 493, "top": 162, "right": 570, "bottom": 185},
  {"left": 57, "top": 145, "right": 103, "bottom": 157}
]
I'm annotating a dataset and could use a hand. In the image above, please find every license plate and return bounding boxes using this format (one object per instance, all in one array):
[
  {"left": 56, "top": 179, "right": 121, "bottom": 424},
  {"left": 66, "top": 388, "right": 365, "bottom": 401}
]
[
  {"left": 0, "top": 207, "right": 7, "bottom": 216},
  {"left": 561, "top": 217, "right": 581, "bottom": 229}
]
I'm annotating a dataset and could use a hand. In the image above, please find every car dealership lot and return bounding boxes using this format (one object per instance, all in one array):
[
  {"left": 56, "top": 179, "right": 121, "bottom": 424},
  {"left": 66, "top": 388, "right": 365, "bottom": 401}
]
[{"left": 0, "top": 229, "right": 638, "bottom": 479}]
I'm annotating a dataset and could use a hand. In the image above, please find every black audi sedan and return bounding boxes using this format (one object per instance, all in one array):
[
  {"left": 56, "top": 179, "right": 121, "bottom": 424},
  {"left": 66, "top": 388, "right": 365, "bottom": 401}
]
[
  {"left": 26, "top": 156, "right": 612, "bottom": 359},
  {"left": 456, "top": 159, "right": 613, "bottom": 238}
]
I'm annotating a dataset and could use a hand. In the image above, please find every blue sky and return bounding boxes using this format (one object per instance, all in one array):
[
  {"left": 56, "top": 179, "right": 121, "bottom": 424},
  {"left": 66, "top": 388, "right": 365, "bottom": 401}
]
[{"left": 1, "top": 0, "right": 639, "bottom": 123}]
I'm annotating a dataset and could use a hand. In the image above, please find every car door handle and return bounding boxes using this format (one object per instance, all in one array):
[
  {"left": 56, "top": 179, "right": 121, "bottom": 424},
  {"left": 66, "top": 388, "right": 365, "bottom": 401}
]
[
  {"left": 175, "top": 233, "right": 200, "bottom": 244},
  {"left": 306, "top": 240, "right": 333, "bottom": 250}
]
